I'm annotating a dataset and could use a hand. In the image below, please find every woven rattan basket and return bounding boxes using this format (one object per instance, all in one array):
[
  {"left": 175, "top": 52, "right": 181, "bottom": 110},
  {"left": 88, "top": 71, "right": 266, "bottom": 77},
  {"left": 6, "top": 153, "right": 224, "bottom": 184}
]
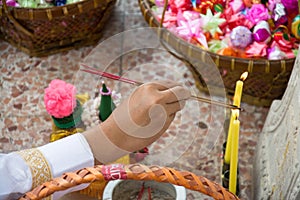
[
  {"left": 19, "top": 163, "right": 240, "bottom": 200},
  {"left": 0, "top": 0, "right": 116, "bottom": 57},
  {"left": 138, "top": 0, "right": 296, "bottom": 107}
]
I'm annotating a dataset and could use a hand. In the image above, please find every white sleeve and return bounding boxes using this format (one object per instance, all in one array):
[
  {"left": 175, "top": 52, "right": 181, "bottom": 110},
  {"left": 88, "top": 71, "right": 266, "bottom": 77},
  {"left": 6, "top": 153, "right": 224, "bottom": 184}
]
[
  {"left": 0, "top": 133, "right": 94, "bottom": 200},
  {"left": 0, "top": 152, "right": 32, "bottom": 200}
]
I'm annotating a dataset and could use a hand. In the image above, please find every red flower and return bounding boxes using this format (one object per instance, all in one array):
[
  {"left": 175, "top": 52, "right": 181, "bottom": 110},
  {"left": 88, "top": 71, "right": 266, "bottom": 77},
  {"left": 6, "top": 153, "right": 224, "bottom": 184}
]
[{"left": 169, "top": 0, "right": 193, "bottom": 13}]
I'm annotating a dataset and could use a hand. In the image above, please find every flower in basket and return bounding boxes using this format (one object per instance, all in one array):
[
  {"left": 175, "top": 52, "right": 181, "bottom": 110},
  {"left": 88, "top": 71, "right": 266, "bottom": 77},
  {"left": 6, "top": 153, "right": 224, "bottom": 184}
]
[
  {"left": 246, "top": 3, "right": 270, "bottom": 24},
  {"left": 151, "top": 0, "right": 300, "bottom": 59},
  {"left": 199, "top": 9, "right": 226, "bottom": 36},
  {"left": 2, "top": 0, "right": 81, "bottom": 8},
  {"left": 169, "top": 0, "right": 193, "bottom": 13},
  {"left": 0, "top": 0, "right": 19, "bottom": 7},
  {"left": 44, "top": 79, "right": 83, "bottom": 129}
]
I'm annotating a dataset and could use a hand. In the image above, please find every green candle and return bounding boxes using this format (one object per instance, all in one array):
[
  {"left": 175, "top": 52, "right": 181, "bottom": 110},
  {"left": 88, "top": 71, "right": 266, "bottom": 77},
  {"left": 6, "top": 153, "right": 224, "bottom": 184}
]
[{"left": 98, "top": 82, "right": 116, "bottom": 121}]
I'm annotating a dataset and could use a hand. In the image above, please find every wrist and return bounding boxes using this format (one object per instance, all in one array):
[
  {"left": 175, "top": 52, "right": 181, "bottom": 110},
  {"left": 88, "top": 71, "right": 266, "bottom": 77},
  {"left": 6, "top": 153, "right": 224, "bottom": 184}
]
[
  {"left": 102, "top": 116, "right": 155, "bottom": 152},
  {"left": 82, "top": 124, "right": 130, "bottom": 164}
]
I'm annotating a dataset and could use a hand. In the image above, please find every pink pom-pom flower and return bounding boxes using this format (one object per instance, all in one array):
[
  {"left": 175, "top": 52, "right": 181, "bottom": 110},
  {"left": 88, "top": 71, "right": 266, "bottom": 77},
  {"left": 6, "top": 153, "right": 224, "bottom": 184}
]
[{"left": 44, "top": 79, "right": 77, "bottom": 118}]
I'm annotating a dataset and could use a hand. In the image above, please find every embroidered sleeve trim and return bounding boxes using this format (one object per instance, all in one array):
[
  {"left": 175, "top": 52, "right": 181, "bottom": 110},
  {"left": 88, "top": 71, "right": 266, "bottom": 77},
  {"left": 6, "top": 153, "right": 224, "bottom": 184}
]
[{"left": 17, "top": 148, "right": 52, "bottom": 200}]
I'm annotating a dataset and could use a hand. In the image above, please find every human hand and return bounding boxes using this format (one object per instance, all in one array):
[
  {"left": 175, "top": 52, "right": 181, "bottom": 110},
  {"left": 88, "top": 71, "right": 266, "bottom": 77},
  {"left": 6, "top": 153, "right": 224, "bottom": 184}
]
[
  {"left": 83, "top": 80, "right": 190, "bottom": 163},
  {"left": 103, "top": 80, "right": 191, "bottom": 151}
]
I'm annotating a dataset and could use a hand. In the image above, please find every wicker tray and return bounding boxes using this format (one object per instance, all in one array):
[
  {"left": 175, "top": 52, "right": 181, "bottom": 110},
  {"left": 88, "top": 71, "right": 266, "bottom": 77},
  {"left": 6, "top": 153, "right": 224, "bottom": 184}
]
[
  {"left": 19, "top": 163, "right": 239, "bottom": 200},
  {"left": 138, "top": 0, "right": 296, "bottom": 107},
  {"left": 0, "top": 0, "right": 116, "bottom": 57}
]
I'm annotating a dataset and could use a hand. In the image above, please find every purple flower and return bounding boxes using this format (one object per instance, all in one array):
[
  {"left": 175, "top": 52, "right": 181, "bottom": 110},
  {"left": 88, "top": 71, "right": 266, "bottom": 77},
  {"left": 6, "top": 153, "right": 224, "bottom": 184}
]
[
  {"left": 281, "top": 0, "right": 298, "bottom": 15},
  {"left": 0, "top": 0, "right": 19, "bottom": 6}
]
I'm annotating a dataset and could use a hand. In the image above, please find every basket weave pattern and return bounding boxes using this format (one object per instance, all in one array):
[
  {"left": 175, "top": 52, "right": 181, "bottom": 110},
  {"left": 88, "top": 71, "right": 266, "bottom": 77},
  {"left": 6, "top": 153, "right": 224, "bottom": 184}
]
[
  {"left": 0, "top": 0, "right": 116, "bottom": 56},
  {"left": 19, "top": 163, "right": 239, "bottom": 200},
  {"left": 138, "top": 0, "right": 296, "bottom": 107}
]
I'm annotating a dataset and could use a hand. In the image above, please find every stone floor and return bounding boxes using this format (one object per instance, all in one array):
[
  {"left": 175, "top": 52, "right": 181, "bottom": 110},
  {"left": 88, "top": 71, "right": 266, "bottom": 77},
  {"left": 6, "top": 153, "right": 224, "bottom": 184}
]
[{"left": 0, "top": 0, "right": 270, "bottom": 199}]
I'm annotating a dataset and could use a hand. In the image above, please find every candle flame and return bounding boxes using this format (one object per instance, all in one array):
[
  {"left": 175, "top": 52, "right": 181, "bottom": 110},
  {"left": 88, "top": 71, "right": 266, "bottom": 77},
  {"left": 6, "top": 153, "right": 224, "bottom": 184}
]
[{"left": 240, "top": 72, "right": 248, "bottom": 81}]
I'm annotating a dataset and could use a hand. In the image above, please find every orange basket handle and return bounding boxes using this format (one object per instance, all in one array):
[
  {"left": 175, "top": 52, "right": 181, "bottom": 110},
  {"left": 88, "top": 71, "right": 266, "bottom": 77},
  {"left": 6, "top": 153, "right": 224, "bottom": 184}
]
[
  {"left": 1, "top": 0, "right": 34, "bottom": 37},
  {"left": 19, "top": 163, "right": 239, "bottom": 200}
]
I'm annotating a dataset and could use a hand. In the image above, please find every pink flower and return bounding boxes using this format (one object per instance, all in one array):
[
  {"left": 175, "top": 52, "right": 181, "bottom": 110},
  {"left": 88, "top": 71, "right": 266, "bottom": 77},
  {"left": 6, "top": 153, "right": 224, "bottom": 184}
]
[
  {"left": 229, "top": 0, "right": 245, "bottom": 13},
  {"left": 268, "top": 46, "right": 286, "bottom": 60},
  {"left": 157, "top": 10, "right": 177, "bottom": 28},
  {"left": 175, "top": 18, "right": 208, "bottom": 49},
  {"left": 44, "top": 79, "right": 77, "bottom": 118},
  {"left": 247, "top": 4, "right": 270, "bottom": 25},
  {"left": 245, "top": 41, "right": 268, "bottom": 58}
]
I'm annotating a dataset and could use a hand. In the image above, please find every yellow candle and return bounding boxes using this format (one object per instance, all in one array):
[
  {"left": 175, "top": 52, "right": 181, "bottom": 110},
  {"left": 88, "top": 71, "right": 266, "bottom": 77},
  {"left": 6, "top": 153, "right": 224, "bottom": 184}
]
[
  {"left": 224, "top": 79, "right": 243, "bottom": 163},
  {"left": 233, "top": 80, "right": 243, "bottom": 107},
  {"left": 224, "top": 72, "right": 247, "bottom": 164},
  {"left": 229, "top": 117, "right": 240, "bottom": 194},
  {"left": 224, "top": 110, "right": 235, "bottom": 164},
  {"left": 233, "top": 71, "right": 248, "bottom": 107}
]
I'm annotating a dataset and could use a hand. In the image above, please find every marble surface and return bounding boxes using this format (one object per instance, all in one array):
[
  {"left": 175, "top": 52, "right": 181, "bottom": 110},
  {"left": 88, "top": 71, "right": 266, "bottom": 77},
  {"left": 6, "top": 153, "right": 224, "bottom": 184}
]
[{"left": 0, "top": 0, "right": 270, "bottom": 199}]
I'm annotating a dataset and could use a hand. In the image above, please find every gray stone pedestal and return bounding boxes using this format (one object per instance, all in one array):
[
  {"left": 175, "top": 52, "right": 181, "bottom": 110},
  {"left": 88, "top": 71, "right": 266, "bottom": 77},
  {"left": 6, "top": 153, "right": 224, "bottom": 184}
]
[{"left": 254, "top": 51, "right": 300, "bottom": 199}]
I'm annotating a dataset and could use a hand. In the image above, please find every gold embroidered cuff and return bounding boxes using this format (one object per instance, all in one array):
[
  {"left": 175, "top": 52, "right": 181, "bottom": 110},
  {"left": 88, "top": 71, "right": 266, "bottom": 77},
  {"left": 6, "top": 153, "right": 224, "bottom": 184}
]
[{"left": 17, "top": 148, "right": 52, "bottom": 198}]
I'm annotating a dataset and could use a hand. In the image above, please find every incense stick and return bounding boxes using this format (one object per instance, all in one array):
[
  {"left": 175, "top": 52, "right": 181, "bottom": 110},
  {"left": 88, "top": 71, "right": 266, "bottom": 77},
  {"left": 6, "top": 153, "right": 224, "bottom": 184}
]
[
  {"left": 81, "top": 63, "right": 143, "bottom": 85},
  {"left": 80, "top": 63, "right": 241, "bottom": 110}
]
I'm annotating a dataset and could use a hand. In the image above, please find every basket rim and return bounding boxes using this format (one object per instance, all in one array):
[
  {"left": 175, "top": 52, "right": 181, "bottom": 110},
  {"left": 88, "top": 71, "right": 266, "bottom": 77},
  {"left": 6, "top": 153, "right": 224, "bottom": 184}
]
[
  {"left": 19, "top": 164, "right": 240, "bottom": 200},
  {"left": 0, "top": 0, "right": 114, "bottom": 20},
  {"left": 138, "top": 0, "right": 296, "bottom": 73}
]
